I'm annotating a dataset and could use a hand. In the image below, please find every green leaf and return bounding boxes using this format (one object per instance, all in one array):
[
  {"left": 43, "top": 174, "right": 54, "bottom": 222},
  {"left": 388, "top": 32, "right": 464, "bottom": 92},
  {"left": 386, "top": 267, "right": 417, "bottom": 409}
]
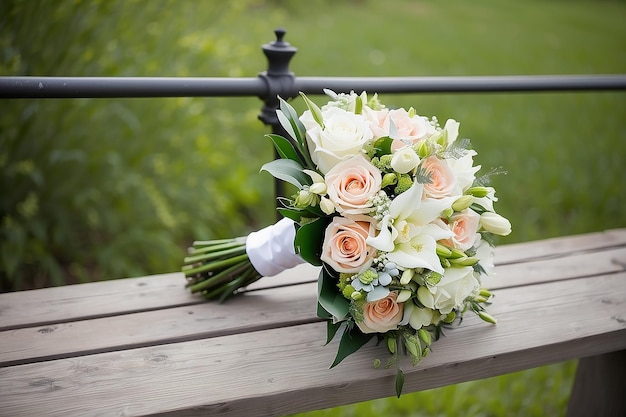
[
  {"left": 317, "top": 268, "right": 350, "bottom": 320},
  {"left": 279, "top": 97, "right": 307, "bottom": 143},
  {"left": 266, "top": 134, "right": 304, "bottom": 165},
  {"left": 299, "top": 92, "right": 324, "bottom": 128},
  {"left": 294, "top": 217, "right": 328, "bottom": 266},
  {"left": 317, "top": 301, "right": 333, "bottom": 320},
  {"left": 260, "top": 159, "right": 310, "bottom": 189},
  {"left": 276, "top": 109, "right": 299, "bottom": 142},
  {"left": 277, "top": 207, "right": 305, "bottom": 223},
  {"left": 330, "top": 326, "right": 374, "bottom": 368},
  {"left": 395, "top": 368, "right": 405, "bottom": 398},
  {"left": 373, "top": 136, "right": 393, "bottom": 157},
  {"left": 326, "top": 320, "right": 343, "bottom": 345}
]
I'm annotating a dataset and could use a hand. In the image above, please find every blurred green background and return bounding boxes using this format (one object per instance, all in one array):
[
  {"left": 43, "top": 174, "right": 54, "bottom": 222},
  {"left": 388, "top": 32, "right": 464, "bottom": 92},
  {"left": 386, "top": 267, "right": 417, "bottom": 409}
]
[{"left": 1, "top": 0, "right": 625, "bottom": 415}]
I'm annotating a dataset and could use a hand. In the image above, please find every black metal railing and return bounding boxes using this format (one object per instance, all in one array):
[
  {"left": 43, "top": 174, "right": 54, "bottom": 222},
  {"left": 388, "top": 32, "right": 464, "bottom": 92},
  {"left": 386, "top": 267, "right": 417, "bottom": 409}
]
[{"left": 2, "top": 28, "right": 626, "bottom": 196}]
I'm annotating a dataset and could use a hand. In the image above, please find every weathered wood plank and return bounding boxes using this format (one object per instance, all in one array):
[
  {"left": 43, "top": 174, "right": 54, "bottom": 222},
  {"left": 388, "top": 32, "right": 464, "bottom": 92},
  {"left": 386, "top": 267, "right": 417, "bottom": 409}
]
[
  {"left": 2, "top": 246, "right": 624, "bottom": 367},
  {"left": 1, "top": 242, "right": 624, "bottom": 368},
  {"left": 0, "top": 283, "right": 319, "bottom": 367},
  {"left": 0, "top": 273, "right": 192, "bottom": 331},
  {"left": 2, "top": 229, "right": 624, "bottom": 331},
  {"left": 482, "top": 246, "right": 626, "bottom": 289},
  {"left": 493, "top": 228, "right": 626, "bottom": 265},
  {"left": 1, "top": 272, "right": 624, "bottom": 417},
  {"left": 2, "top": 229, "right": 623, "bottom": 332}
]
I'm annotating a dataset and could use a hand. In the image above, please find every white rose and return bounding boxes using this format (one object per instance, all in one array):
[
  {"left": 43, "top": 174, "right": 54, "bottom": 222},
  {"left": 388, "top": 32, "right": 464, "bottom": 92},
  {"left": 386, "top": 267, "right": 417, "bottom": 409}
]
[
  {"left": 417, "top": 267, "right": 479, "bottom": 314},
  {"left": 391, "top": 146, "right": 420, "bottom": 174},
  {"left": 300, "top": 107, "right": 374, "bottom": 174},
  {"left": 446, "top": 150, "right": 481, "bottom": 193}
]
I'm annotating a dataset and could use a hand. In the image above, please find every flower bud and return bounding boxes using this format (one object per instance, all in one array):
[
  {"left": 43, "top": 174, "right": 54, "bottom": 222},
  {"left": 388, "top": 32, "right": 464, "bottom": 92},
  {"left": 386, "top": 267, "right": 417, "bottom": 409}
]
[
  {"left": 399, "top": 268, "right": 415, "bottom": 285},
  {"left": 381, "top": 172, "right": 397, "bottom": 189},
  {"left": 387, "top": 336, "right": 397, "bottom": 354},
  {"left": 391, "top": 146, "right": 420, "bottom": 174},
  {"left": 358, "top": 269, "right": 378, "bottom": 285},
  {"left": 341, "top": 284, "right": 356, "bottom": 299},
  {"left": 416, "top": 140, "right": 431, "bottom": 158},
  {"left": 452, "top": 195, "right": 473, "bottom": 212},
  {"left": 466, "top": 186, "right": 490, "bottom": 198},
  {"left": 436, "top": 244, "right": 452, "bottom": 258},
  {"left": 417, "top": 328, "right": 432, "bottom": 346},
  {"left": 449, "top": 256, "right": 479, "bottom": 266},
  {"left": 442, "top": 311, "right": 456, "bottom": 323},
  {"left": 479, "top": 289, "right": 493, "bottom": 298},
  {"left": 351, "top": 291, "right": 363, "bottom": 301},
  {"left": 480, "top": 212, "right": 512, "bottom": 236},
  {"left": 397, "top": 289, "right": 412, "bottom": 303},
  {"left": 320, "top": 196, "right": 335, "bottom": 215},
  {"left": 309, "top": 182, "right": 327, "bottom": 195},
  {"left": 478, "top": 311, "right": 498, "bottom": 324},
  {"left": 473, "top": 295, "right": 489, "bottom": 303},
  {"left": 440, "top": 207, "right": 454, "bottom": 219},
  {"left": 294, "top": 189, "right": 317, "bottom": 208},
  {"left": 404, "top": 335, "right": 421, "bottom": 358},
  {"left": 449, "top": 247, "right": 466, "bottom": 259},
  {"left": 394, "top": 174, "right": 414, "bottom": 195}
]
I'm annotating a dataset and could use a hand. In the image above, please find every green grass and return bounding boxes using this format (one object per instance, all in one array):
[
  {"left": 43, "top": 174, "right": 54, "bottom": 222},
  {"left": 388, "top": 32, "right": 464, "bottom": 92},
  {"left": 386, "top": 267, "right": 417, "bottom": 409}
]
[
  {"left": 1, "top": 0, "right": 624, "bottom": 415},
  {"left": 290, "top": 361, "right": 578, "bottom": 417}
]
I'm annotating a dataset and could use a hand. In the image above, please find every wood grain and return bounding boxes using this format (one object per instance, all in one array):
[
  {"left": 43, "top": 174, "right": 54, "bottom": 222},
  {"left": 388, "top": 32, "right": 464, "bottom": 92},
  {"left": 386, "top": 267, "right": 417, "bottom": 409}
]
[
  {"left": 2, "top": 229, "right": 624, "bottom": 331},
  {"left": 1, "top": 236, "right": 624, "bottom": 367},
  {"left": 1, "top": 272, "right": 625, "bottom": 417}
]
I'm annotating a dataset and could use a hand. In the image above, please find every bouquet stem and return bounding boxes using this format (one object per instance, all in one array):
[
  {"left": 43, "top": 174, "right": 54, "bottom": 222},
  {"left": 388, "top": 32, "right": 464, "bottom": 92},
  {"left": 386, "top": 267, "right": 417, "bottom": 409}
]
[{"left": 182, "top": 237, "right": 261, "bottom": 302}]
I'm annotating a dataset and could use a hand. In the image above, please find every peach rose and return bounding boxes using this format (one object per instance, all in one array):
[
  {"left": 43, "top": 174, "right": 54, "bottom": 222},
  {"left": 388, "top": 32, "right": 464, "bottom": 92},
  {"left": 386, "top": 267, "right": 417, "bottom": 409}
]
[
  {"left": 441, "top": 209, "right": 481, "bottom": 251},
  {"left": 325, "top": 154, "right": 382, "bottom": 215},
  {"left": 320, "top": 215, "right": 376, "bottom": 273},
  {"left": 356, "top": 291, "right": 404, "bottom": 334},
  {"left": 363, "top": 107, "right": 435, "bottom": 148},
  {"left": 421, "top": 156, "right": 458, "bottom": 198}
]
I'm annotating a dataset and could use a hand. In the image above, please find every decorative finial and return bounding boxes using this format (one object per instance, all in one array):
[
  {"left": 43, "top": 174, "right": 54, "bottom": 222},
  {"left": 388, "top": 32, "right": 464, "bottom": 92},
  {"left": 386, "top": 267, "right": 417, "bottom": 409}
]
[{"left": 274, "top": 28, "right": 287, "bottom": 45}]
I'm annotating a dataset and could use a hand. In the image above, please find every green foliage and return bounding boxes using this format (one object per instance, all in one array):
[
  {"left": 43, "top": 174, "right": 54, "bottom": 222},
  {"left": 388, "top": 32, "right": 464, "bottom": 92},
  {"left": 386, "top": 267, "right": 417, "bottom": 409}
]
[{"left": 0, "top": 0, "right": 280, "bottom": 290}]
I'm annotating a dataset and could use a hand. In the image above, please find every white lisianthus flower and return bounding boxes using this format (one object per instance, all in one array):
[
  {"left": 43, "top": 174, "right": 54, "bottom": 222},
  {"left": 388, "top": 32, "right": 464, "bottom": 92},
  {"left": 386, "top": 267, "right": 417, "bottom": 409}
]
[
  {"left": 417, "top": 266, "right": 479, "bottom": 315},
  {"left": 391, "top": 146, "right": 420, "bottom": 174},
  {"left": 300, "top": 107, "right": 374, "bottom": 174},
  {"left": 400, "top": 302, "right": 437, "bottom": 330},
  {"left": 480, "top": 212, "right": 512, "bottom": 236},
  {"left": 366, "top": 181, "right": 456, "bottom": 274}
]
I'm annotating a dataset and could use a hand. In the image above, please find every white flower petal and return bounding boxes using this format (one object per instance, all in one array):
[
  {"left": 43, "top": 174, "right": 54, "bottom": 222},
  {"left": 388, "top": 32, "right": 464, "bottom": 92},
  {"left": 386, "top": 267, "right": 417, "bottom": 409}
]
[
  {"left": 387, "top": 234, "right": 444, "bottom": 274},
  {"left": 378, "top": 272, "right": 392, "bottom": 286},
  {"left": 389, "top": 181, "right": 424, "bottom": 220},
  {"left": 366, "top": 285, "right": 390, "bottom": 302},
  {"left": 366, "top": 215, "right": 396, "bottom": 252}
]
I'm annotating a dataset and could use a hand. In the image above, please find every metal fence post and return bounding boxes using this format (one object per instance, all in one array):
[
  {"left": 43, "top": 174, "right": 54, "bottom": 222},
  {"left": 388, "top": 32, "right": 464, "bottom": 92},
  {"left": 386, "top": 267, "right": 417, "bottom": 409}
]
[{"left": 258, "top": 28, "right": 298, "bottom": 203}]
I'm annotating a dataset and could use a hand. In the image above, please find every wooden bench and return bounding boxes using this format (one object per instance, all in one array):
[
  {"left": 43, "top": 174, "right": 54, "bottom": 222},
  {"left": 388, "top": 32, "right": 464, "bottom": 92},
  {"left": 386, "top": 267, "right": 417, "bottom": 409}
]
[{"left": 1, "top": 228, "right": 625, "bottom": 416}]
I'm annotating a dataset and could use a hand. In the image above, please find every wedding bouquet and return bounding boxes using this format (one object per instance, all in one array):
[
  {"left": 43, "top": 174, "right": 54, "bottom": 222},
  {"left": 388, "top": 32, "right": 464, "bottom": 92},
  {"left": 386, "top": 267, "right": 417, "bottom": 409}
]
[{"left": 182, "top": 90, "right": 511, "bottom": 396}]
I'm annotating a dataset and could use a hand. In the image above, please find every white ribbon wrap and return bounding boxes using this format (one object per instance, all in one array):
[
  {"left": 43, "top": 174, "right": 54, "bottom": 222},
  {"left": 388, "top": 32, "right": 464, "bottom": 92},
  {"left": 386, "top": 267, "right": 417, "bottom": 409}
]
[{"left": 245, "top": 217, "right": 304, "bottom": 277}]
